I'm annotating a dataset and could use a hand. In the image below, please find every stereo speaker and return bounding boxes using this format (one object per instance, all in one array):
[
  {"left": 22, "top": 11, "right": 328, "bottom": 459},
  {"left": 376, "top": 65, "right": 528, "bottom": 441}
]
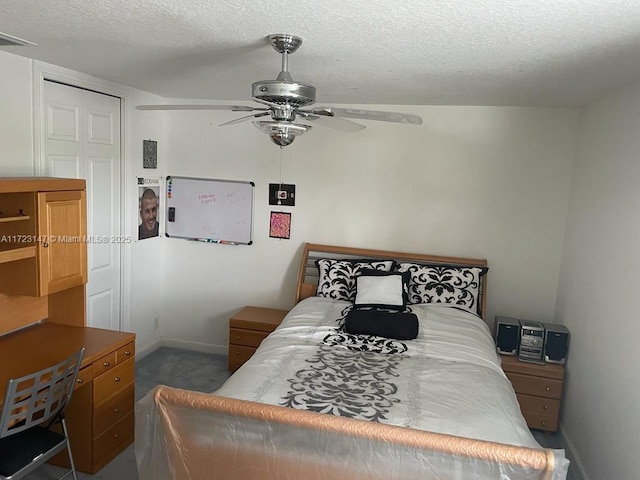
[
  {"left": 543, "top": 323, "right": 570, "bottom": 364},
  {"left": 494, "top": 316, "right": 520, "bottom": 355}
]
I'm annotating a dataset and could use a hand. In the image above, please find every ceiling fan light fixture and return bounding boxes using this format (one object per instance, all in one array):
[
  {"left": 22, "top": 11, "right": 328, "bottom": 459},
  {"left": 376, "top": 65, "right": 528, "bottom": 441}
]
[{"left": 254, "top": 121, "right": 311, "bottom": 147}]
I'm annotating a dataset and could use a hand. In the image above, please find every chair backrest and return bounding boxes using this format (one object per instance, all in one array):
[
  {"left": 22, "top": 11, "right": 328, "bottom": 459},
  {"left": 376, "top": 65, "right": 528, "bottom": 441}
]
[{"left": 0, "top": 347, "right": 85, "bottom": 438}]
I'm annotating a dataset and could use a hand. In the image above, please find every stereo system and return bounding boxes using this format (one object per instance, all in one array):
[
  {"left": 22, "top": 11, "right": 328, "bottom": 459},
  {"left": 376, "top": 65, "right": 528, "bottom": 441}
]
[{"left": 494, "top": 316, "right": 570, "bottom": 365}]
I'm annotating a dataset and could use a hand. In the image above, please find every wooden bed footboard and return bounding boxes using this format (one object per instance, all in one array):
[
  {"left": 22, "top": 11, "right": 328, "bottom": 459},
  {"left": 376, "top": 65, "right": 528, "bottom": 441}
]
[{"left": 136, "top": 385, "right": 564, "bottom": 480}]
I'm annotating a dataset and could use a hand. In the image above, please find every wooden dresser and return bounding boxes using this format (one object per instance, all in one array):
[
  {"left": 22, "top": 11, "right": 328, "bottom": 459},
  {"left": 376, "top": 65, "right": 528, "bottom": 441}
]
[
  {"left": 0, "top": 178, "right": 136, "bottom": 473},
  {"left": 500, "top": 355, "right": 565, "bottom": 432},
  {"left": 228, "top": 306, "right": 288, "bottom": 372}
]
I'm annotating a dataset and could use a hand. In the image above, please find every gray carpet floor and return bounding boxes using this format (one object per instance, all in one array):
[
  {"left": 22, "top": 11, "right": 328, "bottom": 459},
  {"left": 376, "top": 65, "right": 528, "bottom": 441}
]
[{"left": 27, "top": 347, "right": 580, "bottom": 480}]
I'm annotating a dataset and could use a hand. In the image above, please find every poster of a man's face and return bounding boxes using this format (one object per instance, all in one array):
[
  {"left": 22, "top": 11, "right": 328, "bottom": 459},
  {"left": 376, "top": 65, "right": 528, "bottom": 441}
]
[{"left": 138, "top": 186, "right": 159, "bottom": 240}]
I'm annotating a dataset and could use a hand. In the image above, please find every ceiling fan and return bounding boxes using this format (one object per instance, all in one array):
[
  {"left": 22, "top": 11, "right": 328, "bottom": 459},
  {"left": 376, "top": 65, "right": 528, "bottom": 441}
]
[{"left": 137, "top": 34, "right": 423, "bottom": 147}]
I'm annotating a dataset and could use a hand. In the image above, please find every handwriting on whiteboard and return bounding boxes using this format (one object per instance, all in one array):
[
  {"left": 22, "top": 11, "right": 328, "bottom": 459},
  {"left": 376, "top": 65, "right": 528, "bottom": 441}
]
[{"left": 198, "top": 193, "right": 216, "bottom": 205}]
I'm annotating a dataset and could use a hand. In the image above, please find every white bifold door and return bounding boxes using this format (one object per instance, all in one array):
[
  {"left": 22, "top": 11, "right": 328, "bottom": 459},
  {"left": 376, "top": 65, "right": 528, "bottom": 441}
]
[{"left": 43, "top": 80, "right": 122, "bottom": 331}]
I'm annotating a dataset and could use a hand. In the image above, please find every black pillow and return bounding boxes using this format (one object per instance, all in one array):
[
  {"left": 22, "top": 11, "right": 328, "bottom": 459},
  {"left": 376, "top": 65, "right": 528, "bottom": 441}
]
[{"left": 345, "top": 309, "right": 418, "bottom": 340}]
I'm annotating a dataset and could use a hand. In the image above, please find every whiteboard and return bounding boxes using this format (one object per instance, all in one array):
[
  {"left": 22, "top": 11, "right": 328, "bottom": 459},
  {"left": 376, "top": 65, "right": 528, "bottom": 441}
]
[{"left": 165, "top": 176, "right": 254, "bottom": 245}]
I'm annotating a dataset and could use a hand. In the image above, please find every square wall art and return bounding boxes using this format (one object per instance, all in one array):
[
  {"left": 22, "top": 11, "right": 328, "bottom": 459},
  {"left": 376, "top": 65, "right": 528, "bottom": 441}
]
[{"left": 269, "top": 211, "right": 291, "bottom": 239}]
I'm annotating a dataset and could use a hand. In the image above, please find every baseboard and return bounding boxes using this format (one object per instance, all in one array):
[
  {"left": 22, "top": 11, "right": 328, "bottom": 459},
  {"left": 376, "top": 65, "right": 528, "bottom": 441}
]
[
  {"left": 135, "top": 337, "right": 228, "bottom": 361},
  {"left": 558, "top": 425, "right": 589, "bottom": 480},
  {"left": 158, "top": 337, "right": 229, "bottom": 356}
]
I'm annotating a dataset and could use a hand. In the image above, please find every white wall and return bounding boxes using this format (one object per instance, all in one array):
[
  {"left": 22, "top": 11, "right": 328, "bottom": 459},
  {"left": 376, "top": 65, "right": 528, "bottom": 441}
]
[
  {"left": 158, "top": 105, "right": 578, "bottom": 352},
  {"left": 0, "top": 51, "right": 34, "bottom": 175},
  {"left": 555, "top": 80, "right": 640, "bottom": 479}
]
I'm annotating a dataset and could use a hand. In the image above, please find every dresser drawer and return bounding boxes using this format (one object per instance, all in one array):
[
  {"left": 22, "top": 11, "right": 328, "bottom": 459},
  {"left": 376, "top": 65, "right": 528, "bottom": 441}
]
[
  {"left": 228, "top": 358, "right": 247, "bottom": 372},
  {"left": 93, "top": 351, "right": 117, "bottom": 377},
  {"left": 93, "top": 412, "right": 134, "bottom": 464},
  {"left": 522, "top": 411, "right": 558, "bottom": 432},
  {"left": 229, "top": 327, "right": 269, "bottom": 348},
  {"left": 93, "top": 358, "right": 135, "bottom": 406},
  {"left": 506, "top": 372, "right": 563, "bottom": 399},
  {"left": 116, "top": 341, "right": 135, "bottom": 364},
  {"left": 93, "top": 386, "right": 135, "bottom": 436}
]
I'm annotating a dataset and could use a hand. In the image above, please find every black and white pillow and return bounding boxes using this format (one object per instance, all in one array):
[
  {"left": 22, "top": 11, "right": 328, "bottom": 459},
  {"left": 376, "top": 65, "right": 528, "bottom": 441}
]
[
  {"left": 354, "top": 269, "right": 410, "bottom": 310},
  {"left": 316, "top": 259, "right": 396, "bottom": 302},
  {"left": 397, "top": 263, "right": 488, "bottom": 313}
]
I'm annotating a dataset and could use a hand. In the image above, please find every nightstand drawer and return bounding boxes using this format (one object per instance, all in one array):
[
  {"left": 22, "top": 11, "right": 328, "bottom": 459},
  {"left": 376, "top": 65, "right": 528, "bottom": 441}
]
[
  {"left": 516, "top": 393, "right": 560, "bottom": 417},
  {"left": 506, "top": 372, "right": 563, "bottom": 399},
  {"left": 229, "top": 344, "right": 257, "bottom": 362},
  {"left": 229, "top": 327, "right": 269, "bottom": 348},
  {"left": 522, "top": 411, "right": 558, "bottom": 432}
]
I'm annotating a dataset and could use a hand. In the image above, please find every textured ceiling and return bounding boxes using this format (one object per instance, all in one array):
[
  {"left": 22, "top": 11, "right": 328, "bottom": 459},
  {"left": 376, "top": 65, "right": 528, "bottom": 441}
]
[{"left": 2, "top": 0, "right": 640, "bottom": 107}]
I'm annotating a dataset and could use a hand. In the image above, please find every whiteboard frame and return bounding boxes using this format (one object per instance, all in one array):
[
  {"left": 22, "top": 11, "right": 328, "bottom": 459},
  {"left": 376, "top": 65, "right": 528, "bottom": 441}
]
[{"left": 165, "top": 175, "right": 255, "bottom": 245}]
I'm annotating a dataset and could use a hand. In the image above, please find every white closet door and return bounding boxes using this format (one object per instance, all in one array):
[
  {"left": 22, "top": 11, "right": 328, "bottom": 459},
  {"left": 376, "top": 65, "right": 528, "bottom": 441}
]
[{"left": 44, "top": 80, "right": 122, "bottom": 331}]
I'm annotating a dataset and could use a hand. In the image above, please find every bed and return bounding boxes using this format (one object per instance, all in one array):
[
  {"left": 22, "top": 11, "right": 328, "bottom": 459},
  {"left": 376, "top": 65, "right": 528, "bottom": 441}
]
[{"left": 135, "top": 243, "right": 569, "bottom": 480}]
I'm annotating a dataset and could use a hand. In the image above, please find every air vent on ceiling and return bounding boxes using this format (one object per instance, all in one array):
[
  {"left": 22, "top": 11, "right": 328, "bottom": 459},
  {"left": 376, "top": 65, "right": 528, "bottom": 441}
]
[{"left": 0, "top": 32, "right": 37, "bottom": 47}]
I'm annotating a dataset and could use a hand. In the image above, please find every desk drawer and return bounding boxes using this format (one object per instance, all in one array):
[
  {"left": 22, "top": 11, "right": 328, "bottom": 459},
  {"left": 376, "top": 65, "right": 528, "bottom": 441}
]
[
  {"left": 93, "top": 412, "right": 134, "bottom": 464},
  {"left": 506, "top": 372, "right": 563, "bottom": 399},
  {"left": 93, "top": 358, "right": 134, "bottom": 406},
  {"left": 229, "top": 328, "right": 269, "bottom": 348},
  {"left": 93, "top": 351, "right": 116, "bottom": 377},
  {"left": 93, "top": 386, "right": 134, "bottom": 436},
  {"left": 75, "top": 366, "right": 93, "bottom": 389},
  {"left": 116, "top": 341, "right": 134, "bottom": 364}
]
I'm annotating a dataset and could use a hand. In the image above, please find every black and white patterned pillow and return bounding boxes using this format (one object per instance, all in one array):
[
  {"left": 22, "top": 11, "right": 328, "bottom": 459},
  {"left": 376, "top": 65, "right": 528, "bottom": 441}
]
[
  {"left": 316, "top": 259, "right": 396, "bottom": 302},
  {"left": 397, "top": 263, "right": 488, "bottom": 312}
]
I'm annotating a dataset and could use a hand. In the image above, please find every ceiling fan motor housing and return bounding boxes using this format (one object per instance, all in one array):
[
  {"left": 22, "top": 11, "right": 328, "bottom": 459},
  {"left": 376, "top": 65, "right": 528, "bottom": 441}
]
[{"left": 252, "top": 80, "right": 316, "bottom": 107}]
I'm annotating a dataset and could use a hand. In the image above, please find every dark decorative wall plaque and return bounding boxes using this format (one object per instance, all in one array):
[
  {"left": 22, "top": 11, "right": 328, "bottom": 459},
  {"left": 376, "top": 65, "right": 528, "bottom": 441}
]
[{"left": 143, "top": 140, "right": 157, "bottom": 169}]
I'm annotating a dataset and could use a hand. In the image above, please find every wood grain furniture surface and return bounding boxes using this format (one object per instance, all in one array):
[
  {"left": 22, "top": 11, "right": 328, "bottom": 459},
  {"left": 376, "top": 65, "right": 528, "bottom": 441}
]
[
  {"left": 0, "top": 177, "right": 136, "bottom": 474},
  {"left": 228, "top": 306, "right": 289, "bottom": 372},
  {"left": 0, "top": 177, "right": 88, "bottom": 333},
  {"left": 0, "top": 322, "right": 135, "bottom": 473},
  {"left": 500, "top": 355, "right": 565, "bottom": 432}
]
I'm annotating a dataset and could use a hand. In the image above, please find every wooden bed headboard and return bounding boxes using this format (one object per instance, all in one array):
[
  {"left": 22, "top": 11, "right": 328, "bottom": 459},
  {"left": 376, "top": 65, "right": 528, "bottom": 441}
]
[{"left": 295, "top": 243, "right": 488, "bottom": 319}]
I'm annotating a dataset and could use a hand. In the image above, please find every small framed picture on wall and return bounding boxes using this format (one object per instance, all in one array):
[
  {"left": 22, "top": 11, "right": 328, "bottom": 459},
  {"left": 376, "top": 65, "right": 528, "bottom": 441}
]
[{"left": 269, "top": 211, "right": 291, "bottom": 239}]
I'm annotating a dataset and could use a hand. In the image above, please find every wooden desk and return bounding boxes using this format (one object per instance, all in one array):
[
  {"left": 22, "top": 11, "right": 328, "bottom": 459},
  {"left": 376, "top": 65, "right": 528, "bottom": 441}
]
[{"left": 0, "top": 322, "right": 136, "bottom": 474}]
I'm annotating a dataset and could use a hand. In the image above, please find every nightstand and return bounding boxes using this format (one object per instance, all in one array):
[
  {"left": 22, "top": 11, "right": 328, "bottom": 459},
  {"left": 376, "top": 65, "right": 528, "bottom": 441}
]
[
  {"left": 228, "top": 306, "right": 288, "bottom": 372},
  {"left": 500, "top": 355, "right": 565, "bottom": 432}
]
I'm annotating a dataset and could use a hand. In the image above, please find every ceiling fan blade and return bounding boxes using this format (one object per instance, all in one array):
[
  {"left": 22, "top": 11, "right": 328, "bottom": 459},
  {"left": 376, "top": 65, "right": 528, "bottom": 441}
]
[
  {"left": 297, "top": 111, "right": 366, "bottom": 132},
  {"left": 251, "top": 97, "right": 284, "bottom": 109},
  {"left": 136, "top": 104, "right": 262, "bottom": 112},
  {"left": 311, "top": 107, "right": 423, "bottom": 125},
  {"left": 219, "top": 112, "right": 271, "bottom": 127}
]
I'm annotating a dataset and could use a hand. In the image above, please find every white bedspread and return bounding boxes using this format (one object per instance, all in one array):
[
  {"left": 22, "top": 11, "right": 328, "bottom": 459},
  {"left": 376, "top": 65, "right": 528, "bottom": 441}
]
[{"left": 216, "top": 297, "right": 539, "bottom": 448}]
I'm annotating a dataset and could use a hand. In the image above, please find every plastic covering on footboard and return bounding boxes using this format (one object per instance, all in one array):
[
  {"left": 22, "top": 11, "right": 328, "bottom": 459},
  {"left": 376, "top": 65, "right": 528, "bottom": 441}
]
[{"left": 135, "top": 386, "right": 569, "bottom": 480}]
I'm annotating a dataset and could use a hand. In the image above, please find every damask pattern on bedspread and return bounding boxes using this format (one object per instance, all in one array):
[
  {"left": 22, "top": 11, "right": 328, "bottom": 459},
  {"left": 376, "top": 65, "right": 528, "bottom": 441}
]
[{"left": 280, "top": 305, "right": 409, "bottom": 421}]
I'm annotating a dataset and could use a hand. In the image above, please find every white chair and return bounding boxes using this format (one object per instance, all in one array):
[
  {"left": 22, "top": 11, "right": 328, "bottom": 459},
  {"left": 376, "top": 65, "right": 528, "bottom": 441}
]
[{"left": 0, "top": 347, "right": 85, "bottom": 480}]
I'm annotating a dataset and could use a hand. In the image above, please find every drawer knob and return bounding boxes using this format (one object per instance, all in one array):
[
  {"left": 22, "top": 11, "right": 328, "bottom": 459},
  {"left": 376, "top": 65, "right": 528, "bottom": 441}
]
[
  {"left": 543, "top": 404, "right": 548, "bottom": 410},
  {"left": 103, "top": 362, "right": 111, "bottom": 367},
  {"left": 114, "top": 434, "right": 119, "bottom": 439},
  {"left": 545, "top": 386, "right": 551, "bottom": 392},
  {"left": 77, "top": 378, "right": 83, "bottom": 384},
  {"left": 236, "top": 335, "right": 241, "bottom": 340},
  {"left": 124, "top": 350, "right": 131, "bottom": 356},
  {"left": 114, "top": 408, "right": 119, "bottom": 413},
  {"left": 541, "top": 421, "right": 547, "bottom": 426},
  {"left": 235, "top": 351, "right": 240, "bottom": 356},
  {"left": 114, "top": 377, "right": 121, "bottom": 382}
]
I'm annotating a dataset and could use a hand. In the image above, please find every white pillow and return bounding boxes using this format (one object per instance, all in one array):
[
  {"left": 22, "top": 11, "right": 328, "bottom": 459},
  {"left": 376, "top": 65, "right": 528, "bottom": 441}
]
[{"left": 355, "top": 274, "right": 404, "bottom": 308}]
